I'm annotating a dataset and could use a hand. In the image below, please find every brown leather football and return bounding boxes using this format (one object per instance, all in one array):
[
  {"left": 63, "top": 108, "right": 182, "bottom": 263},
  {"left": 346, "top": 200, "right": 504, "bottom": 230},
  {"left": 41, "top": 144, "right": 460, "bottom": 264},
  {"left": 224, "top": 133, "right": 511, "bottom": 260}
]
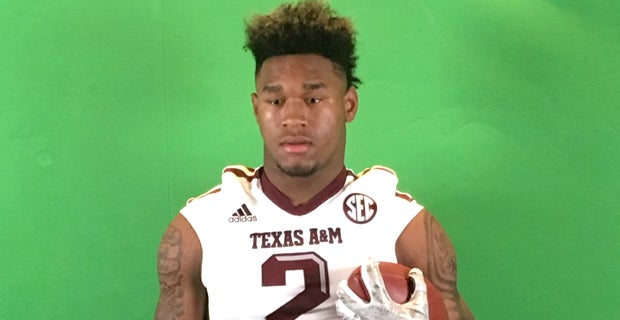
[{"left": 346, "top": 261, "right": 449, "bottom": 320}]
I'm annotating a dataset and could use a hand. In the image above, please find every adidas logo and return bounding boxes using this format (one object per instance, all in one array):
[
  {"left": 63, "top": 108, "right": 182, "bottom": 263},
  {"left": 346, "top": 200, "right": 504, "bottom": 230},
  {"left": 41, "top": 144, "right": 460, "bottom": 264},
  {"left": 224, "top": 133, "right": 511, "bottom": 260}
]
[{"left": 228, "top": 204, "right": 257, "bottom": 223}]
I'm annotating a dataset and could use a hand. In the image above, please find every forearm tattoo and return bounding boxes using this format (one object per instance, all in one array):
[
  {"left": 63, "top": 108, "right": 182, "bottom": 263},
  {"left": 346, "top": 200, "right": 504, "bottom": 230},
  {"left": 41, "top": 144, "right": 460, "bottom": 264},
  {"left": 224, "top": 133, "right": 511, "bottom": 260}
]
[{"left": 156, "top": 225, "right": 184, "bottom": 320}]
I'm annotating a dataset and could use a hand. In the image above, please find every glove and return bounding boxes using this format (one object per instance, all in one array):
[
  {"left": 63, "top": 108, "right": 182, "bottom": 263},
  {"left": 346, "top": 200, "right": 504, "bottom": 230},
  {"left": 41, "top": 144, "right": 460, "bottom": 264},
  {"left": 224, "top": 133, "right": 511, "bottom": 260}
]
[{"left": 336, "top": 258, "right": 429, "bottom": 320}]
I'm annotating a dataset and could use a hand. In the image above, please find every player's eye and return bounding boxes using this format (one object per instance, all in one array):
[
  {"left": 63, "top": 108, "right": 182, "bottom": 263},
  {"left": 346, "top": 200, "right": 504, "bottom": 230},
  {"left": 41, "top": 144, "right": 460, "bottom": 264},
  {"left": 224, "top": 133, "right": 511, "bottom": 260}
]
[
  {"left": 307, "top": 97, "right": 322, "bottom": 104},
  {"left": 269, "top": 98, "right": 283, "bottom": 106}
]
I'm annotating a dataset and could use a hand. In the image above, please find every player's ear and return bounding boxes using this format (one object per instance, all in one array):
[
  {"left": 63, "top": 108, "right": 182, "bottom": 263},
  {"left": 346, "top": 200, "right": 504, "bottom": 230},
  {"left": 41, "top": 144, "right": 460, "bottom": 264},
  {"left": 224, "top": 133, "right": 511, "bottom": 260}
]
[
  {"left": 251, "top": 92, "right": 259, "bottom": 117},
  {"left": 343, "top": 86, "right": 358, "bottom": 123}
]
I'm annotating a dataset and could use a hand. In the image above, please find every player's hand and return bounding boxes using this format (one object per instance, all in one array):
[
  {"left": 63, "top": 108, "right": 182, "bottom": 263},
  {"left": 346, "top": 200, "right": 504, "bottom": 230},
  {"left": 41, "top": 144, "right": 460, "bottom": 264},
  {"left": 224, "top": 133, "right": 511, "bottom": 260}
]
[{"left": 336, "top": 258, "right": 429, "bottom": 320}]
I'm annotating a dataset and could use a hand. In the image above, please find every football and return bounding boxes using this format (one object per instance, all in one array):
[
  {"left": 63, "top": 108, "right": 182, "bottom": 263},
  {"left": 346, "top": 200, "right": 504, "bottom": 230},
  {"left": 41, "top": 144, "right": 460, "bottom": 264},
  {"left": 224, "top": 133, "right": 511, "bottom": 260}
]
[{"left": 346, "top": 261, "right": 449, "bottom": 320}]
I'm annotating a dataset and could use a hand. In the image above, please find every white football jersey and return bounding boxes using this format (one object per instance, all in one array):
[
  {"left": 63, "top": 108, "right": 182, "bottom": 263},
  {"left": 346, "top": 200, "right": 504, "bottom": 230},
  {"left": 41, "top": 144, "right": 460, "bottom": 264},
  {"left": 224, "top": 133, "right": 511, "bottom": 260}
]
[{"left": 181, "top": 165, "right": 424, "bottom": 320}]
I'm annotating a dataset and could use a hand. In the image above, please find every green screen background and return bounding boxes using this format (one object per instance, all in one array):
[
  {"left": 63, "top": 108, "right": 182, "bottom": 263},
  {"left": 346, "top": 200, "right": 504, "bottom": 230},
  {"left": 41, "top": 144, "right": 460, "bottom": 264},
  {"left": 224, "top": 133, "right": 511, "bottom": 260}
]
[{"left": 1, "top": 0, "right": 618, "bottom": 318}]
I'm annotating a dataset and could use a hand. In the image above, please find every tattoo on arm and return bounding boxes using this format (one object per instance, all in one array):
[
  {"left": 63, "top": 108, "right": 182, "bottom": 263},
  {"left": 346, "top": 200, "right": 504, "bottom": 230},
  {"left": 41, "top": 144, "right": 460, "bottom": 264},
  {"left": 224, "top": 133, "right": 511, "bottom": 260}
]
[
  {"left": 425, "top": 214, "right": 457, "bottom": 293},
  {"left": 156, "top": 225, "right": 184, "bottom": 320},
  {"left": 423, "top": 214, "right": 475, "bottom": 319}
]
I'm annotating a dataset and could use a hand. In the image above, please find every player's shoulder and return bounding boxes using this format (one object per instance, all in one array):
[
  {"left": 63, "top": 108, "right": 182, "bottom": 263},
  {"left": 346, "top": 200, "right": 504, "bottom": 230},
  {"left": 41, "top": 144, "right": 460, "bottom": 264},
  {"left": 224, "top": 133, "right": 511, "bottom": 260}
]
[
  {"left": 348, "top": 165, "right": 416, "bottom": 203},
  {"left": 355, "top": 165, "right": 398, "bottom": 178},
  {"left": 221, "top": 165, "right": 259, "bottom": 182},
  {"left": 350, "top": 165, "right": 402, "bottom": 185},
  {"left": 185, "top": 164, "right": 259, "bottom": 205}
]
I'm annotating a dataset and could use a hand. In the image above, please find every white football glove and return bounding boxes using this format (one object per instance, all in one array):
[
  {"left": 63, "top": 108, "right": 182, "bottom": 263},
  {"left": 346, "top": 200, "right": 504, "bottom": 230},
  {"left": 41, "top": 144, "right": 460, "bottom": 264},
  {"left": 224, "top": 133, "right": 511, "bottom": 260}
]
[{"left": 336, "top": 258, "right": 429, "bottom": 320}]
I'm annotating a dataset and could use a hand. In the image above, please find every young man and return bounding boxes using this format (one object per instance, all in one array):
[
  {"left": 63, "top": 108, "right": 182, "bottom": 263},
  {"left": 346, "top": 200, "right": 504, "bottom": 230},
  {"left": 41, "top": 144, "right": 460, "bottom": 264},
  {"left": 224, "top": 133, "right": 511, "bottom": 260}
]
[{"left": 155, "top": 1, "right": 474, "bottom": 319}]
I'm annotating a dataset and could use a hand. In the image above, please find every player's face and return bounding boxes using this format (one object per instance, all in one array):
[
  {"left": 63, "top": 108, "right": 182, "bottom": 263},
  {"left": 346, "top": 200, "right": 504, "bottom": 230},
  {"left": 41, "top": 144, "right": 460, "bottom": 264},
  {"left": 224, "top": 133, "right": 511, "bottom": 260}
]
[{"left": 252, "top": 54, "right": 358, "bottom": 178}]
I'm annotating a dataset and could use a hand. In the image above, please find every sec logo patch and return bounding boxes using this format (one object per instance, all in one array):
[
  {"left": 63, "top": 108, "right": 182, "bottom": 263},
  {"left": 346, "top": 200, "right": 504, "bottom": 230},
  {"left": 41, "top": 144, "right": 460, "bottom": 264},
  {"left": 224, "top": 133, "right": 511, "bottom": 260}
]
[{"left": 343, "top": 193, "right": 377, "bottom": 224}]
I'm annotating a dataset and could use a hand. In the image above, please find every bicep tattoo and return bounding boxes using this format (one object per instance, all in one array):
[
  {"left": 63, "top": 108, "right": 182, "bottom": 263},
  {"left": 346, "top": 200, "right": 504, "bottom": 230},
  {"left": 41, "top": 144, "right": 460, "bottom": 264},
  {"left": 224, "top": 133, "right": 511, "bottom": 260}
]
[
  {"left": 156, "top": 225, "right": 184, "bottom": 320},
  {"left": 425, "top": 214, "right": 457, "bottom": 293}
]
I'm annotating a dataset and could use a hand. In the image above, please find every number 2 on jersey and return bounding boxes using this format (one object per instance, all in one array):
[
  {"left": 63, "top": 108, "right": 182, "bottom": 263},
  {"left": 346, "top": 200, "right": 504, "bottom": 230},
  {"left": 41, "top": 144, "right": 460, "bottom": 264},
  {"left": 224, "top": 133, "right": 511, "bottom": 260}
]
[{"left": 262, "top": 252, "right": 330, "bottom": 320}]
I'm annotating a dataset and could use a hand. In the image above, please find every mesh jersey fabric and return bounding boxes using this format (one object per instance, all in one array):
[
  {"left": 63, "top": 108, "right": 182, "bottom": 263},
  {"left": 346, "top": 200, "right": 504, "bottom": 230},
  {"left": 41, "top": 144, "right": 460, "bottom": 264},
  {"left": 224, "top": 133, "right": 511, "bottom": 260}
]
[{"left": 181, "top": 165, "right": 424, "bottom": 320}]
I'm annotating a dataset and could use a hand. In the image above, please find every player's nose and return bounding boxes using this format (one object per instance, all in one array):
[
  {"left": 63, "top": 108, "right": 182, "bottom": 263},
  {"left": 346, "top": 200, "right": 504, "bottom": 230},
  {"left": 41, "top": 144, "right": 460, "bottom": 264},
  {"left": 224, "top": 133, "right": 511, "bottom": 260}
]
[{"left": 281, "top": 98, "right": 308, "bottom": 128}]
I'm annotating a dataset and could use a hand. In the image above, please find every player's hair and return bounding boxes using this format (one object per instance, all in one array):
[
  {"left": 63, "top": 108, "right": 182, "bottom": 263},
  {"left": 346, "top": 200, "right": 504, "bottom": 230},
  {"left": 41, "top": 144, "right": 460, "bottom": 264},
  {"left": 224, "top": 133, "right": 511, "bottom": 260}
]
[{"left": 244, "top": 0, "right": 361, "bottom": 88}]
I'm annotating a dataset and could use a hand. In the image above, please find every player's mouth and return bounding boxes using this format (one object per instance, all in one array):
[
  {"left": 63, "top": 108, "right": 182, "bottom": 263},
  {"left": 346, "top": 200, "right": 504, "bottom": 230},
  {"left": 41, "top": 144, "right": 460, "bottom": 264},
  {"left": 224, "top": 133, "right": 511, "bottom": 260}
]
[{"left": 280, "top": 138, "right": 312, "bottom": 154}]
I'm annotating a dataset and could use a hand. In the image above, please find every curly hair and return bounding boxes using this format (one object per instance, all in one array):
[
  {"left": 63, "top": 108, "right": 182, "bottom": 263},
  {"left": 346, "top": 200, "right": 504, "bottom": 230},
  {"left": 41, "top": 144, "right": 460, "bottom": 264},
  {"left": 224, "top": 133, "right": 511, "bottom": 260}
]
[{"left": 244, "top": 0, "right": 361, "bottom": 88}]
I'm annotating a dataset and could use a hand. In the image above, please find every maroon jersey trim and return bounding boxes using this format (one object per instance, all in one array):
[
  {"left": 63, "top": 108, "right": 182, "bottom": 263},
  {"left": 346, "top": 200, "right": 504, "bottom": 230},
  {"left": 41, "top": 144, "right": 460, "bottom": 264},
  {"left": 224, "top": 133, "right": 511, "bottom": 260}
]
[
  {"left": 258, "top": 167, "right": 349, "bottom": 216},
  {"left": 395, "top": 191, "right": 414, "bottom": 202},
  {"left": 223, "top": 166, "right": 257, "bottom": 182}
]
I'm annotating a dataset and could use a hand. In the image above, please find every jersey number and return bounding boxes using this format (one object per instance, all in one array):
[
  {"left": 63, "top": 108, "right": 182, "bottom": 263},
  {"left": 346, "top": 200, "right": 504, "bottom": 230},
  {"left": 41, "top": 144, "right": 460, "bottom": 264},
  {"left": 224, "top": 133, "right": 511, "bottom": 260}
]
[{"left": 262, "top": 252, "right": 330, "bottom": 320}]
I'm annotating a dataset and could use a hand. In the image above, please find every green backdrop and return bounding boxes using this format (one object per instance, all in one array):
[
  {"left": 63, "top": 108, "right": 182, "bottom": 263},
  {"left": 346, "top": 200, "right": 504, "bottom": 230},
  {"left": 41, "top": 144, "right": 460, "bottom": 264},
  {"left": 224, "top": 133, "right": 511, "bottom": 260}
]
[{"left": 2, "top": 0, "right": 618, "bottom": 318}]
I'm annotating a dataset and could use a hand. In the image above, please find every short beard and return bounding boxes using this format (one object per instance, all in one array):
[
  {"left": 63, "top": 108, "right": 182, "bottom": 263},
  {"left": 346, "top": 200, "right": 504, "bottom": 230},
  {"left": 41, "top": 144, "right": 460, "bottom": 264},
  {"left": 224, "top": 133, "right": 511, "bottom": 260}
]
[{"left": 277, "top": 163, "right": 319, "bottom": 177}]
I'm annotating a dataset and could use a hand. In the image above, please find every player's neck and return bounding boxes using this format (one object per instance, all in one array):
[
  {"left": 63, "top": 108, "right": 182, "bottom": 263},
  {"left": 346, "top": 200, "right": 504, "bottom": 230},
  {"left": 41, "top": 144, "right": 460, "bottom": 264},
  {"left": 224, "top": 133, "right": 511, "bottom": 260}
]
[{"left": 263, "top": 163, "right": 345, "bottom": 206}]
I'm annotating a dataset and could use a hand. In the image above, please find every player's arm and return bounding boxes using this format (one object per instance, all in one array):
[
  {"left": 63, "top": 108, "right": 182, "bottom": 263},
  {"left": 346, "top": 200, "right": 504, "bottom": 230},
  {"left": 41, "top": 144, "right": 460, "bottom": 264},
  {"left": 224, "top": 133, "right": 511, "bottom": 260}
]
[
  {"left": 155, "top": 214, "right": 208, "bottom": 320},
  {"left": 395, "top": 209, "right": 475, "bottom": 320}
]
